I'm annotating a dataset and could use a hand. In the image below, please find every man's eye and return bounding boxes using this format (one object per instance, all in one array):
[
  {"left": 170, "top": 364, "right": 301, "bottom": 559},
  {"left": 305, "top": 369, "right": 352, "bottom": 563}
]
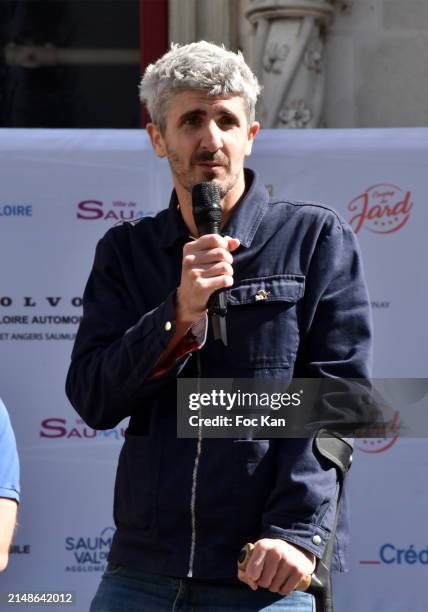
[
  {"left": 184, "top": 117, "right": 202, "bottom": 126},
  {"left": 219, "top": 116, "right": 237, "bottom": 127}
]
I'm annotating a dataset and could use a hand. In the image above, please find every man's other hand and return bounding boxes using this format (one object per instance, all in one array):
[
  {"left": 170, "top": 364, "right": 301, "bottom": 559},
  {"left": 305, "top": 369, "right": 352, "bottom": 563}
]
[
  {"left": 0, "top": 498, "right": 18, "bottom": 571},
  {"left": 237, "top": 538, "right": 316, "bottom": 596},
  {"left": 177, "top": 234, "right": 240, "bottom": 325}
]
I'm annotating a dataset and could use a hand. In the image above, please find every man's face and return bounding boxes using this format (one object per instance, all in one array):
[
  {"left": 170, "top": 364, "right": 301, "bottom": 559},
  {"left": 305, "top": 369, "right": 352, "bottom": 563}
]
[{"left": 147, "top": 90, "right": 259, "bottom": 200}]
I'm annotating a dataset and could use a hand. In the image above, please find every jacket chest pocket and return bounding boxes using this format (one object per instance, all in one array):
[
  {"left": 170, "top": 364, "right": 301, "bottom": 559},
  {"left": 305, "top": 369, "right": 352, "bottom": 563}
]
[{"left": 225, "top": 274, "right": 305, "bottom": 374}]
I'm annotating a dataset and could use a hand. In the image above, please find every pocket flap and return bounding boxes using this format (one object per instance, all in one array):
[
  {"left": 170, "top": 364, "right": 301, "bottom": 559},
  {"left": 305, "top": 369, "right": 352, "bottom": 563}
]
[{"left": 227, "top": 274, "right": 305, "bottom": 305}]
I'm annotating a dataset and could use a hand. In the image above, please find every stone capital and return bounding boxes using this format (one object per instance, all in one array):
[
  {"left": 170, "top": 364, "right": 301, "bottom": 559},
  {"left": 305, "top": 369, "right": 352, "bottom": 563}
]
[{"left": 246, "top": 0, "right": 334, "bottom": 24}]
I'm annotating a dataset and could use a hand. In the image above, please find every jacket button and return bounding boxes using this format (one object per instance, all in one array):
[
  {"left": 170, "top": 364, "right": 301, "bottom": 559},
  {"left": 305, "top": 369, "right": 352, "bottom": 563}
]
[
  {"left": 164, "top": 321, "right": 172, "bottom": 331},
  {"left": 312, "top": 535, "right": 322, "bottom": 546}
]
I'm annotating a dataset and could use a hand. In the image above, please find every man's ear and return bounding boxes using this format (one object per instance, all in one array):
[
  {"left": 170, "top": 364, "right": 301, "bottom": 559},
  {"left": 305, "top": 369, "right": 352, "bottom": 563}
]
[
  {"left": 244, "top": 121, "right": 261, "bottom": 157},
  {"left": 146, "top": 123, "right": 167, "bottom": 158}
]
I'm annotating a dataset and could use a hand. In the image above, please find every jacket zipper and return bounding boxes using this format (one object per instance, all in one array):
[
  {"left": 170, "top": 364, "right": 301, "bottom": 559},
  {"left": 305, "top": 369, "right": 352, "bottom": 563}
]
[{"left": 187, "top": 350, "right": 203, "bottom": 577}]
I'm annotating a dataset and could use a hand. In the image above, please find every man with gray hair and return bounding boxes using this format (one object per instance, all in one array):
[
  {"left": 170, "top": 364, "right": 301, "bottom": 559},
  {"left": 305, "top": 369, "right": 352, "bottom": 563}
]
[{"left": 66, "top": 41, "right": 372, "bottom": 611}]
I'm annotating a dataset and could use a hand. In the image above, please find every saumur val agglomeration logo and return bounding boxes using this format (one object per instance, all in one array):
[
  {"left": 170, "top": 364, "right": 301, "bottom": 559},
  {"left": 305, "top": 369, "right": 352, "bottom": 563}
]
[
  {"left": 65, "top": 527, "right": 115, "bottom": 572},
  {"left": 347, "top": 184, "right": 413, "bottom": 234}
]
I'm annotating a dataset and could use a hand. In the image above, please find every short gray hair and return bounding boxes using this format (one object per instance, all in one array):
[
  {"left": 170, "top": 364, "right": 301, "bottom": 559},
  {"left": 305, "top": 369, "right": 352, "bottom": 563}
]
[{"left": 139, "top": 41, "right": 261, "bottom": 131}]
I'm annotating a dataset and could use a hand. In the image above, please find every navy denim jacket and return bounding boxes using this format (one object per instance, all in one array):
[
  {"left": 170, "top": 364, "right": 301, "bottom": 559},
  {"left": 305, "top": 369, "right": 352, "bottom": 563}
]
[{"left": 66, "top": 169, "right": 372, "bottom": 578}]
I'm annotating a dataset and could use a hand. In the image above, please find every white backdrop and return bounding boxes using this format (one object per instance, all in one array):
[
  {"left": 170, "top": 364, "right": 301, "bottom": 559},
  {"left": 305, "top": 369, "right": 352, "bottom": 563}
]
[{"left": 0, "top": 128, "right": 426, "bottom": 611}]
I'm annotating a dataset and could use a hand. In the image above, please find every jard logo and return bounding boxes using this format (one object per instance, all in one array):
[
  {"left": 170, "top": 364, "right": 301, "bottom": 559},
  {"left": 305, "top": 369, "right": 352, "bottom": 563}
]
[
  {"left": 77, "top": 200, "right": 157, "bottom": 222},
  {"left": 348, "top": 184, "right": 413, "bottom": 234},
  {"left": 354, "top": 410, "right": 400, "bottom": 453},
  {"left": 65, "top": 527, "right": 115, "bottom": 572}
]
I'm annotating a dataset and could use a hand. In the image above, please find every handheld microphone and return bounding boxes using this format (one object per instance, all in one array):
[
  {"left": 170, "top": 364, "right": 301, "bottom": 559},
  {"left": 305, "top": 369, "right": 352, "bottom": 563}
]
[{"left": 192, "top": 182, "right": 228, "bottom": 346}]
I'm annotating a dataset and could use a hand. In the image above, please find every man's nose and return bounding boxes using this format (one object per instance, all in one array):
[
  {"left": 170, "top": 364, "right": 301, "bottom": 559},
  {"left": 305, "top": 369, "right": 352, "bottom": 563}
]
[{"left": 201, "top": 120, "right": 223, "bottom": 152}]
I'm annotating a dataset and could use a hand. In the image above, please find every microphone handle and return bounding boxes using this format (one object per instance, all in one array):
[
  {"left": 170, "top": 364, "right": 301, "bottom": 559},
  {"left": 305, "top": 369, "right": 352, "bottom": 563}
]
[
  {"left": 209, "top": 288, "right": 227, "bottom": 316},
  {"left": 203, "top": 220, "right": 228, "bottom": 345},
  {"left": 208, "top": 273, "right": 228, "bottom": 346}
]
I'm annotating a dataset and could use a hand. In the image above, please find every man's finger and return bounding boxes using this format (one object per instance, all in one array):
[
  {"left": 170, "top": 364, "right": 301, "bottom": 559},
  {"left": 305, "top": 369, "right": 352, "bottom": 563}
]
[
  {"left": 279, "top": 571, "right": 306, "bottom": 597},
  {"left": 267, "top": 559, "right": 289, "bottom": 593},
  {"left": 186, "top": 234, "right": 229, "bottom": 250},
  {"left": 256, "top": 549, "right": 282, "bottom": 589},
  {"left": 191, "top": 248, "right": 234, "bottom": 265},
  {"left": 199, "top": 261, "right": 234, "bottom": 278},
  {"left": 225, "top": 236, "right": 240, "bottom": 251},
  {"left": 237, "top": 569, "right": 258, "bottom": 591},
  {"left": 244, "top": 544, "right": 267, "bottom": 582}
]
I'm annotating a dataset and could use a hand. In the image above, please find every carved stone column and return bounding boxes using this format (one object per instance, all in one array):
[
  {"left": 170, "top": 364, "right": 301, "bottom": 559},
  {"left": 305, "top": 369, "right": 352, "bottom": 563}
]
[
  {"left": 243, "top": 0, "right": 335, "bottom": 128},
  {"left": 169, "top": 0, "right": 238, "bottom": 50}
]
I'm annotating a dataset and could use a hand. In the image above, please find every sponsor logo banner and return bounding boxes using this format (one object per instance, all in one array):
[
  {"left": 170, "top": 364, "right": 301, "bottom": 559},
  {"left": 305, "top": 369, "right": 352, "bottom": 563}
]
[
  {"left": 348, "top": 184, "right": 413, "bottom": 234},
  {"left": 40, "top": 418, "right": 126, "bottom": 441},
  {"left": 0, "top": 204, "right": 33, "bottom": 217},
  {"left": 77, "top": 200, "right": 157, "bottom": 222},
  {"left": 360, "top": 543, "right": 428, "bottom": 566},
  {"left": 65, "top": 527, "right": 115, "bottom": 572},
  {"left": 0, "top": 295, "right": 82, "bottom": 341}
]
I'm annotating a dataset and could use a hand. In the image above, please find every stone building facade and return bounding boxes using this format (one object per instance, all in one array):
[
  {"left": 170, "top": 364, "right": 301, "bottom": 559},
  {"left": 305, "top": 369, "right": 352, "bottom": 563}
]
[{"left": 169, "top": 0, "right": 428, "bottom": 129}]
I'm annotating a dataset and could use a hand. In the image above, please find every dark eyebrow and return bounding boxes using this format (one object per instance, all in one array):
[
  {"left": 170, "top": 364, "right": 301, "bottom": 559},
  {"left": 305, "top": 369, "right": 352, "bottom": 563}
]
[
  {"left": 218, "top": 109, "right": 240, "bottom": 124},
  {"left": 177, "top": 107, "right": 241, "bottom": 126},
  {"left": 178, "top": 109, "right": 206, "bottom": 125}
]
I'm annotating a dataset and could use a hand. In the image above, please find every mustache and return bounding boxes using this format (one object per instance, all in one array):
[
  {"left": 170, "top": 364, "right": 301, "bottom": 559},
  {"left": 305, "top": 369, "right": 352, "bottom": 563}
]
[{"left": 192, "top": 151, "right": 228, "bottom": 165}]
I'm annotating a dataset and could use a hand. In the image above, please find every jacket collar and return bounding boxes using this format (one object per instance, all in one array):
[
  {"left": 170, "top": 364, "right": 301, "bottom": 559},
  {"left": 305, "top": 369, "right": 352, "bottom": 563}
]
[
  {"left": 222, "top": 168, "right": 269, "bottom": 248},
  {"left": 160, "top": 168, "right": 269, "bottom": 249},
  {"left": 160, "top": 190, "right": 190, "bottom": 249}
]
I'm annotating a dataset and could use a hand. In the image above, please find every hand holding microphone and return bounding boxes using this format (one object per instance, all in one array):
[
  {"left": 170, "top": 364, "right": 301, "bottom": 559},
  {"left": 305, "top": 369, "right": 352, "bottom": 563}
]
[
  {"left": 177, "top": 234, "right": 238, "bottom": 320},
  {"left": 176, "top": 183, "right": 239, "bottom": 344}
]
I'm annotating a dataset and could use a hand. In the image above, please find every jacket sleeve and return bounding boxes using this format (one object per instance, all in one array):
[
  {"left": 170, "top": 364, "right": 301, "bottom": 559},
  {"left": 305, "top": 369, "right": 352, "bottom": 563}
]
[
  {"left": 0, "top": 399, "right": 20, "bottom": 503},
  {"left": 260, "top": 216, "right": 373, "bottom": 560},
  {"left": 65, "top": 230, "right": 190, "bottom": 430}
]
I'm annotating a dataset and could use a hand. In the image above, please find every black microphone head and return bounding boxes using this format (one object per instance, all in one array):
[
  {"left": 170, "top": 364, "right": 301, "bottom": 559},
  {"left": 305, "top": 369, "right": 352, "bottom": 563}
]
[{"left": 192, "top": 182, "right": 222, "bottom": 236}]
